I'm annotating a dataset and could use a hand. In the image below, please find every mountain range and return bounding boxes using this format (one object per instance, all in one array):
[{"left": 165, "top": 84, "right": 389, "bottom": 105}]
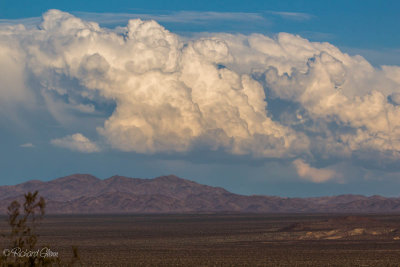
[{"left": 1, "top": 174, "right": 400, "bottom": 214}]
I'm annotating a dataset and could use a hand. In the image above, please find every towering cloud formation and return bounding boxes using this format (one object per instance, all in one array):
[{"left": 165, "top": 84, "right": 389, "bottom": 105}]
[{"left": 1, "top": 10, "right": 400, "bottom": 176}]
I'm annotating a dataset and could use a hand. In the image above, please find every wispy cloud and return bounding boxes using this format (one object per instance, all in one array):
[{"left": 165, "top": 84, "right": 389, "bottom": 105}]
[
  {"left": 0, "top": 10, "right": 313, "bottom": 32},
  {"left": 0, "top": 17, "right": 41, "bottom": 26},
  {"left": 20, "top": 143, "right": 35, "bottom": 148},
  {"left": 265, "top": 11, "right": 313, "bottom": 21},
  {"left": 74, "top": 10, "right": 268, "bottom": 26}
]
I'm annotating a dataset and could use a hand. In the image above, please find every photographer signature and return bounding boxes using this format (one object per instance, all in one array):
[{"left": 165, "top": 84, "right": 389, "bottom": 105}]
[{"left": 3, "top": 247, "right": 58, "bottom": 258}]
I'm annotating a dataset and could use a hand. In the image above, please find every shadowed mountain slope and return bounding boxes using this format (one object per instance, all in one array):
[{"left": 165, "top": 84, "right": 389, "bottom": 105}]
[{"left": 1, "top": 174, "right": 400, "bottom": 214}]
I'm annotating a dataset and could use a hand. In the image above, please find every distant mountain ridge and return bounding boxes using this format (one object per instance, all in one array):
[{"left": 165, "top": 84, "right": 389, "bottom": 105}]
[{"left": 0, "top": 174, "right": 399, "bottom": 214}]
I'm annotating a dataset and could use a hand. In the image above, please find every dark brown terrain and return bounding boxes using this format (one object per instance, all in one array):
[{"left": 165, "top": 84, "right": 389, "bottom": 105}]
[
  {"left": 1, "top": 174, "right": 400, "bottom": 214},
  {"left": 2, "top": 214, "right": 400, "bottom": 266},
  {"left": 2, "top": 175, "right": 400, "bottom": 265}
]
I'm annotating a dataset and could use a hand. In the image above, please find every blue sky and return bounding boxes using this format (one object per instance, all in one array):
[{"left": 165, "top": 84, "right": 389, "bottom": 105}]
[
  {"left": 2, "top": 0, "right": 400, "bottom": 52},
  {"left": 1, "top": 0, "right": 400, "bottom": 197}
]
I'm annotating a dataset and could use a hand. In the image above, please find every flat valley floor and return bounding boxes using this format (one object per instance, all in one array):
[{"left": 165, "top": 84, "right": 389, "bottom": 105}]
[{"left": 2, "top": 214, "right": 400, "bottom": 266}]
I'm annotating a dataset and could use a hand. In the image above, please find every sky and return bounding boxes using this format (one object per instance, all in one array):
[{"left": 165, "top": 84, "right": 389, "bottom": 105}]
[{"left": 1, "top": 0, "right": 400, "bottom": 197}]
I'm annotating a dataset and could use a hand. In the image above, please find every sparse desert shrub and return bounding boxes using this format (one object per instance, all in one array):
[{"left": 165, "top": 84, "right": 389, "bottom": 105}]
[{"left": 0, "top": 191, "right": 80, "bottom": 266}]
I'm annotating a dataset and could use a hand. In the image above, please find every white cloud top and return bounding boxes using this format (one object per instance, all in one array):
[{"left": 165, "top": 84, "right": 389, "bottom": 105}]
[{"left": 1, "top": 10, "right": 400, "bottom": 180}]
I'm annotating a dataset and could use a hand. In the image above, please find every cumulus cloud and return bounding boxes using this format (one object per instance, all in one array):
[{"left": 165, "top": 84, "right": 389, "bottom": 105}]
[
  {"left": 293, "top": 159, "right": 337, "bottom": 183},
  {"left": 51, "top": 133, "right": 100, "bottom": 153},
  {"left": 1, "top": 10, "right": 400, "bottom": 173}
]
